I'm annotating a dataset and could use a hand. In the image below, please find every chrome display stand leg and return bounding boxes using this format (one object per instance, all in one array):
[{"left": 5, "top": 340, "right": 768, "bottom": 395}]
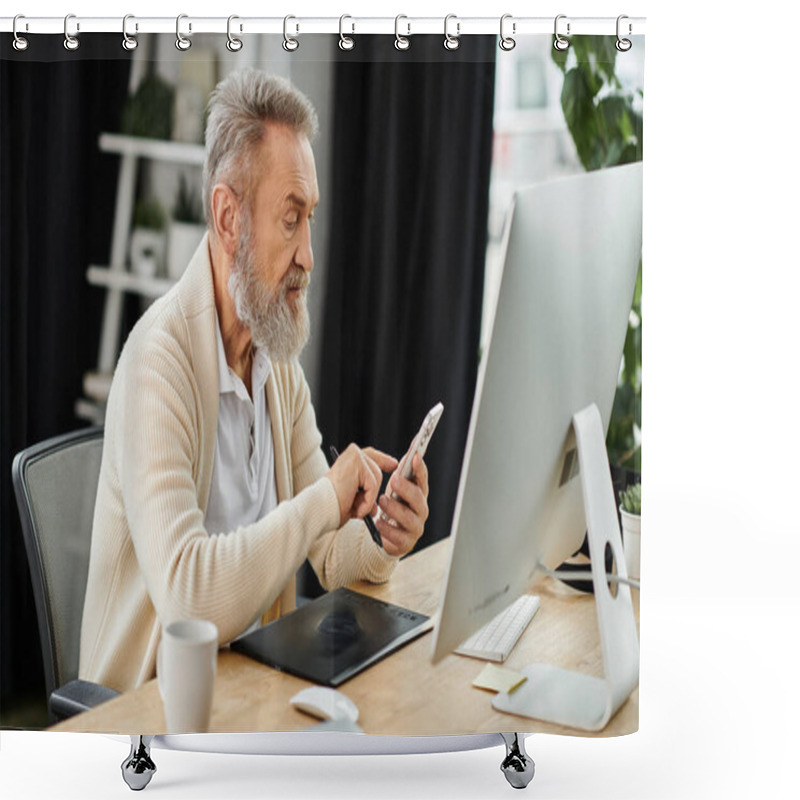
[
  {"left": 121, "top": 735, "right": 156, "bottom": 791},
  {"left": 500, "top": 733, "right": 535, "bottom": 789}
]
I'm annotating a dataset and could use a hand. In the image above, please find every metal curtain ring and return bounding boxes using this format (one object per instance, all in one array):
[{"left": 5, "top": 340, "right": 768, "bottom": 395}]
[
  {"left": 64, "top": 13, "right": 79, "bottom": 51},
  {"left": 175, "top": 14, "right": 191, "bottom": 51},
  {"left": 283, "top": 15, "right": 299, "bottom": 51},
  {"left": 616, "top": 15, "right": 632, "bottom": 52},
  {"left": 12, "top": 15, "right": 29, "bottom": 51},
  {"left": 553, "top": 14, "right": 570, "bottom": 51},
  {"left": 499, "top": 14, "right": 516, "bottom": 51},
  {"left": 444, "top": 14, "right": 460, "bottom": 51},
  {"left": 227, "top": 15, "right": 243, "bottom": 51},
  {"left": 122, "top": 15, "right": 138, "bottom": 51},
  {"left": 394, "top": 15, "right": 410, "bottom": 51},
  {"left": 339, "top": 14, "right": 355, "bottom": 51}
]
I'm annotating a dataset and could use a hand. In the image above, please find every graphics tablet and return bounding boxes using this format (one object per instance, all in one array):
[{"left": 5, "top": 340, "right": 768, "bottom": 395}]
[{"left": 230, "top": 587, "right": 431, "bottom": 686}]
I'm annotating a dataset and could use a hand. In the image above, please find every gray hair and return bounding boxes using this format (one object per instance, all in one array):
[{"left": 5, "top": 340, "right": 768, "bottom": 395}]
[{"left": 203, "top": 69, "right": 319, "bottom": 228}]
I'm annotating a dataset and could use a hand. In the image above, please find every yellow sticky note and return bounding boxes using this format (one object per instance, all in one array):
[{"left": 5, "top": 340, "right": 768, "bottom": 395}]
[{"left": 472, "top": 663, "right": 527, "bottom": 694}]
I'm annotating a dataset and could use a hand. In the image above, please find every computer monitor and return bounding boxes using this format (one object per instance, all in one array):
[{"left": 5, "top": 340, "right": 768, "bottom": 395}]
[{"left": 430, "top": 162, "right": 643, "bottom": 729}]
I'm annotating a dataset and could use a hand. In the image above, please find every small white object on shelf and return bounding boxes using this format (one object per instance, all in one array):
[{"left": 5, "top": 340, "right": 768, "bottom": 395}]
[{"left": 130, "top": 228, "right": 165, "bottom": 278}]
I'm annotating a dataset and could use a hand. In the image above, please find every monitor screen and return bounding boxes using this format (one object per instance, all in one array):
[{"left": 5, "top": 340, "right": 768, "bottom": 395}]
[{"left": 432, "top": 162, "right": 643, "bottom": 662}]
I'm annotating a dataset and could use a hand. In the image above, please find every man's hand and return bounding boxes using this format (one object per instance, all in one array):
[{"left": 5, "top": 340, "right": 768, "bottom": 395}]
[
  {"left": 327, "top": 444, "right": 398, "bottom": 526},
  {"left": 375, "top": 452, "right": 430, "bottom": 558}
]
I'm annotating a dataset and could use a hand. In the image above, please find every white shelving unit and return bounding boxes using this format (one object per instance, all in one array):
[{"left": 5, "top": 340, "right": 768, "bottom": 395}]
[{"left": 78, "top": 133, "right": 205, "bottom": 423}]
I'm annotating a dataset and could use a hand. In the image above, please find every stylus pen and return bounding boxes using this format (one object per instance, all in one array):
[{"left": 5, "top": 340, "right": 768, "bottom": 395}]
[{"left": 328, "top": 446, "right": 384, "bottom": 549}]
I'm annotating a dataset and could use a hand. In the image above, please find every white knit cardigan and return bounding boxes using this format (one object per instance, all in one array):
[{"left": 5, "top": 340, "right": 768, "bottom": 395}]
[{"left": 79, "top": 235, "right": 397, "bottom": 692}]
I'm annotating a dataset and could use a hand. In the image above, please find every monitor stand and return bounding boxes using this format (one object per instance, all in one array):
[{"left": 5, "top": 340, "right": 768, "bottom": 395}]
[{"left": 492, "top": 403, "right": 639, "bottom": 731}]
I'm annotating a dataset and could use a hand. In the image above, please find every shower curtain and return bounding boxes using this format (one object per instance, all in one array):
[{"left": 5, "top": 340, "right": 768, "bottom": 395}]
[{"left": 1, "top": 17, "right": 644, "bottom": 744}]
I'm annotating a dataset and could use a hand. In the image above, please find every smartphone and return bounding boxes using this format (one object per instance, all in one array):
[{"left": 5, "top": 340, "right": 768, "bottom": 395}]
[{"left": 378, "top": 402, "right": 444, "bottom": 526}]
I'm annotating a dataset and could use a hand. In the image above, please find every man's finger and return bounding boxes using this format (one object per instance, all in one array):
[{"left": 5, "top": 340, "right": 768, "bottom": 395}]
[
  {"left": 388, "top": 474, "right": 428, "bottom": 520},
  {"left": 362, "top": 447, "right": 399, "bottom": 473},
  {"left": 357, "top": 452, "right": 380, "bottom": 506},
  {"left": 378, "top": 493, "right": 417, "bottom": 532},
  {"left": 352, "top": 492, "right": 376, "bottom": 520},
  {"left": 362, "top": 451, "right": 383, "bottom": 490},
  {"left": 375, "top": 516, "right": 407, "bottom": 556},
  {"left": 412, "top": 454, "right": 429, "bottom": 497}
]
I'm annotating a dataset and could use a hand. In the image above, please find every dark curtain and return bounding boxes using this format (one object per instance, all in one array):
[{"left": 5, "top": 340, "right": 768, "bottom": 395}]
[
  {"left": 0, "top": 36, "right": 131, "bottom": 718},
  {"left": 312, "top": 36, "right": 496, "bottom": 591}
]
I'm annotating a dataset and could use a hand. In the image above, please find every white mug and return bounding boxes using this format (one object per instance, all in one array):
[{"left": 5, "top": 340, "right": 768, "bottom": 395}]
[{"left": 157, "top": 619, "right": 218, "bottom": 733}]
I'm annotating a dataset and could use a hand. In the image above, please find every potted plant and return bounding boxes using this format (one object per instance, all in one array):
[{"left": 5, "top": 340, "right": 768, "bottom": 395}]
[
  {"left": 167, "top": 174, "right": 206, "bottom": 281},
  {"left": 618, "top": 483, "right": 641, "bottom": 581},
  {"left": 130, "top": 198, "right": 167, "bottom": 279},
  {"left": 120, "top": 74, "right": 175, "bottom": 141},
  {"left": 552, "top": 36, "right": 643, "bottom": 475}
]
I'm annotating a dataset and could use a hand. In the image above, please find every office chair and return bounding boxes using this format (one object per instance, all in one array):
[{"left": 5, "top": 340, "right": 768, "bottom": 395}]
[{"left": 12, "top": 426, "right": 120, "bottom": 724}]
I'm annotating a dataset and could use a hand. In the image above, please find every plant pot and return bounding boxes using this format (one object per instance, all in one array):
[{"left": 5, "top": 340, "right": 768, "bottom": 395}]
[
  {"left": 619, "top": 507, "right": 641, "bottom": 581},
  {"left": 167, "top": 222, "right": 206, "bottom": 281}
]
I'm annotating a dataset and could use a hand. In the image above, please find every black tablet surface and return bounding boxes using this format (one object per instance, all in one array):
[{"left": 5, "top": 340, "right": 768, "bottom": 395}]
[{"left": 230, "top": 587, "right": 432, "bottom": 686}]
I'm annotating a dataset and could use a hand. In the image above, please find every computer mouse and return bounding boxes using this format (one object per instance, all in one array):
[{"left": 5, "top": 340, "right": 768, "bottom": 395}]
[{"left": 290, "top": 686, "right": 360, "bottom": 723}]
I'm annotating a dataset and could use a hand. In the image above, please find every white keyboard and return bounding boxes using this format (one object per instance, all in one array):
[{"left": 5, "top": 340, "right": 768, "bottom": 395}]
[{"left": 455, "top": 594, "right": 540, "bottom": 662}]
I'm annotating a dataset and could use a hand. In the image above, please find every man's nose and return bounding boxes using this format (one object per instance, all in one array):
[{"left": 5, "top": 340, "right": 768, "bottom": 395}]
[{"left": 295, "top": 220, "right": 314, "bottom": 273}]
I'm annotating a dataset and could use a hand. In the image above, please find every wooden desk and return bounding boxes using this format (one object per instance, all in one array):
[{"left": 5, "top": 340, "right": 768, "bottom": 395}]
[{"left": 51, "top": 540, "right": 639, "bottom": 737}]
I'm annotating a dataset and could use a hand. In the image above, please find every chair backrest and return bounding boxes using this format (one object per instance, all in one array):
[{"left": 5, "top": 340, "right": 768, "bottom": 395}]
[{"left": 12, "top": 427, "right": 104, "bottom": 700}]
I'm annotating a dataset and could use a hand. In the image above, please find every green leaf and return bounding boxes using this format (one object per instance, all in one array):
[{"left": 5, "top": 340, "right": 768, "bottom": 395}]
[
  {"left": 605, "top": 138, "right": 625, "bottom": 167},
  {"left": 121, "top": 75, "right": 175, "bottom": 140},
  {"left": 632, "top": 261, "right": 642, "bottom": 310},
  {"left": 631, "top": 108, "right": 644, "bottom": 162},
  {"left": 618, "top": 109, "right": 634, "bottom": 142},
  {"left": 593, "top": 36, "right": 620, "bottom": 84},
  {"left": 558, "top": 41, "right": 644, "bottom": 472},
  {"left": 622, "top": 323, "right": 639, "bottom": 386},
  {"left": 571, "top": 49, "right": 603, "bottom": 96},
  {"left": 572, "top": 36, "right": 618, "bottom": 89},
  {"left": 596, "top": 96, "right": 630, "bottom": 167},
  {"left": 551, "top": 39, "right": 570, "bottom": 72},
  {"left": 619, "top": 483, "right": 642, "bottom": 514},
  {"left": 561, "top": 68, "right": 603, "bottom": 171}
]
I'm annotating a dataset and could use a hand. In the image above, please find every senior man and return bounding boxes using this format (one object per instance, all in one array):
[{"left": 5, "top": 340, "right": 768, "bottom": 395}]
[{"left": 79, "top": 69, "right": 429, "bottom": 693}]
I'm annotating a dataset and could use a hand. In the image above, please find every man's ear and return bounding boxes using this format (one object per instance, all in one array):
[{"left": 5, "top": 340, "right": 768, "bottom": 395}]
[{"left": 211, "top": 183, "right": 241, "bottom": 257}]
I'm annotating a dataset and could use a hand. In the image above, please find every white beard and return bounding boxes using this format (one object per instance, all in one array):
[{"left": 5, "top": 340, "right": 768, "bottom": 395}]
[{"left": 227, "top": 222, "right": 310, "bottom": 363}]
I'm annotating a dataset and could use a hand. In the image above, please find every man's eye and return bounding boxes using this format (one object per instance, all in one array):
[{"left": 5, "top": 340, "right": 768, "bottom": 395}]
[{"left": 284, "top": 217, "right": 299, "bottom": 230}]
